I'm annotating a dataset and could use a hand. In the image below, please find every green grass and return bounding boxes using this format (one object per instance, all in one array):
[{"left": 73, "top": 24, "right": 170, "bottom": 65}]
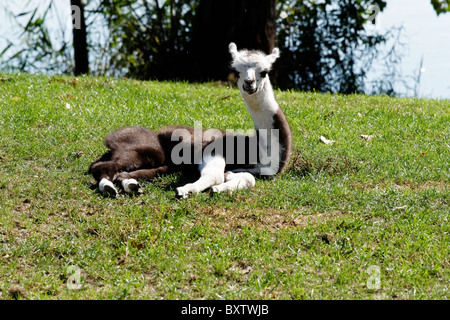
[{"left": 0, "top": 73, "right": 448, "bottom": 300}]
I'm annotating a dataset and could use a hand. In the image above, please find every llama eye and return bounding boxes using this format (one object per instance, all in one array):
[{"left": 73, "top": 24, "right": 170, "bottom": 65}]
[
  {"left": 233, "top": 70, "right": 240, "bottom": 79},
  {"left": 260, "top": 70, "right": 268, "bottom": 78}
]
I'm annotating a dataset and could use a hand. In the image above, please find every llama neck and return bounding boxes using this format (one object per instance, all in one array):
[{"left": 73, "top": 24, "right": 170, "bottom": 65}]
[
  {"left": 241, "top": 80, "right": 292, "bottom": 175},
  {"left": 242, "top": 81, "right": 279, "bottom": 130}
]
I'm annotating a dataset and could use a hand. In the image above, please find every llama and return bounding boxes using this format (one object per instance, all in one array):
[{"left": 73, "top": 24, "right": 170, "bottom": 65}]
[{"left": 88, "top": 43, "right": 292, "bottom": 198}]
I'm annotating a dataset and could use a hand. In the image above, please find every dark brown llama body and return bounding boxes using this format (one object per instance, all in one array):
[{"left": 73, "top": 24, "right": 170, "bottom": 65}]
[{"left": 88, "top": 125, "right": 281, "bottom": 196}]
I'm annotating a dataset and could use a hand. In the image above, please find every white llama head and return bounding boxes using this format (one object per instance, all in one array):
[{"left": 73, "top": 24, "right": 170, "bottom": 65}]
[{"left": 229, "top": 42, "right": 280, "bottom": 95}]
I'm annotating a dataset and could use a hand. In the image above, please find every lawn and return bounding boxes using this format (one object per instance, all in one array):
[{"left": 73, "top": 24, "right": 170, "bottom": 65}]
[{"left": 0, "top": 73, "right": 448, "bottom": 300}]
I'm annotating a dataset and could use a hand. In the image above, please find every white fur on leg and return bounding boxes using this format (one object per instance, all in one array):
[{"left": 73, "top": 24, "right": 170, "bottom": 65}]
[
  {"left": 211, "top": 172, "right": 255, "bottom": 194},
  {"left": 99, "top": 178, "right": 118, "bottom": 197},
  {"left": 176, "top": 155, "right": 226, "bottom": 198},
  {"left": 121, "top": 179, "right": 141, "bottom": 194},
  {"left": 175, "top": 183, "right": 198, "bottom": 199}
]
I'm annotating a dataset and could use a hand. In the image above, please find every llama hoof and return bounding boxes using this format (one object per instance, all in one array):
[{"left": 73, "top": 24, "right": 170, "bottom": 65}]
[
  {"left": 103, "top": 184, "right": 118, "bottom": 197},
  {"left": 176, "top": 183, "right": 200, "bottom": 199},
  {"left": 210, "top": 186, "right": 221, "bottom": 194},
  {"left": 175, "top": 187, "right": 188, "bottom": 199},
  {"left": 122, "top": 179, "right": 141, "bottom": 195},
  {"left": 175, "top": 186, "right": 194, "bottom": 199},
  {"left": 99, "top": 178, "right": 118, "bottom": 198}
]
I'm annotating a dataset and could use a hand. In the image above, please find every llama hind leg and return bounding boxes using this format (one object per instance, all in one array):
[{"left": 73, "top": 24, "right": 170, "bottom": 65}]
[
  {"left": 121, "top": 179, "right": 140, "bottom": 194},
  {"left": 99, "top": 177, "right": 119, "bottom": 197},
  {"left": 211, "top": 171, "right": 256, "bottom": 194},
  {"left": 176, "top": 155, "right": 225, "bottom": 199},
  {"left": 89, "top": 161, "right": 119, "bottom": 197}
]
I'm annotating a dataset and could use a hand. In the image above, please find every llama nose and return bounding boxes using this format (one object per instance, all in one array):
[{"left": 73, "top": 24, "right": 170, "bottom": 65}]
[{"left": 245, "top": 79, "right": 255, "bottom": 85}]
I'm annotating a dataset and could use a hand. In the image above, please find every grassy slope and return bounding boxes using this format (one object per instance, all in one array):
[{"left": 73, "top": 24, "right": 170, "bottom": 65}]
[{"left": 0, "top": 73, "right": 448, "bottom": 300}]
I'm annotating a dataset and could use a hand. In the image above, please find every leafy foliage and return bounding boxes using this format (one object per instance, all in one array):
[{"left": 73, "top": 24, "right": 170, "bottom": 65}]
[
  {"left": 0, "top": 1, "right": 72, "bottom": 74},
  {"left": 0, "top": 0, "right": 447, "bottom": 94},
  {"left": 276, "top": 0, "right": 387, "bottom": 93},
  {"left": 430, "top": 0, "right": 450, "bottom": 15},
  {"left": 94, "top": 0, "right": 199, "bottom": 80},
  {"left": 94, "top": 0, "right": 391, "bottom": 94}
]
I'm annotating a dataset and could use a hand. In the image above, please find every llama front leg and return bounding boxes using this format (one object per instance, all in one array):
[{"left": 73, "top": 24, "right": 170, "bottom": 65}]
[
  {"left": 89, "top": 160, "right": 120, "bottom": 197},
  {"left": 176, "top": 156, "right": 225, "bottom": 199},
  {"left": 211, "top": 171, "right": 256, "bottom": 194},
  {"left": 121, "top": 179, "right": 141, "bottom": 194}
]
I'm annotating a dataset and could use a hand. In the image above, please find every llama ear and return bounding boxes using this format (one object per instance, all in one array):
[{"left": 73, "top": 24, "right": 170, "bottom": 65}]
[
  {"left": 266, "top": 47, "right": 280, "bottom": 64},
  {"left": 229, "top": 42, "right": 238, "bottom": 60}
]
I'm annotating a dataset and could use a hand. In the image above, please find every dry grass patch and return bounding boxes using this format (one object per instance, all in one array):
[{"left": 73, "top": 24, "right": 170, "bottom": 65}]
[{"left": 195, "top": 204, "right": 346, "bottom": 233}]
